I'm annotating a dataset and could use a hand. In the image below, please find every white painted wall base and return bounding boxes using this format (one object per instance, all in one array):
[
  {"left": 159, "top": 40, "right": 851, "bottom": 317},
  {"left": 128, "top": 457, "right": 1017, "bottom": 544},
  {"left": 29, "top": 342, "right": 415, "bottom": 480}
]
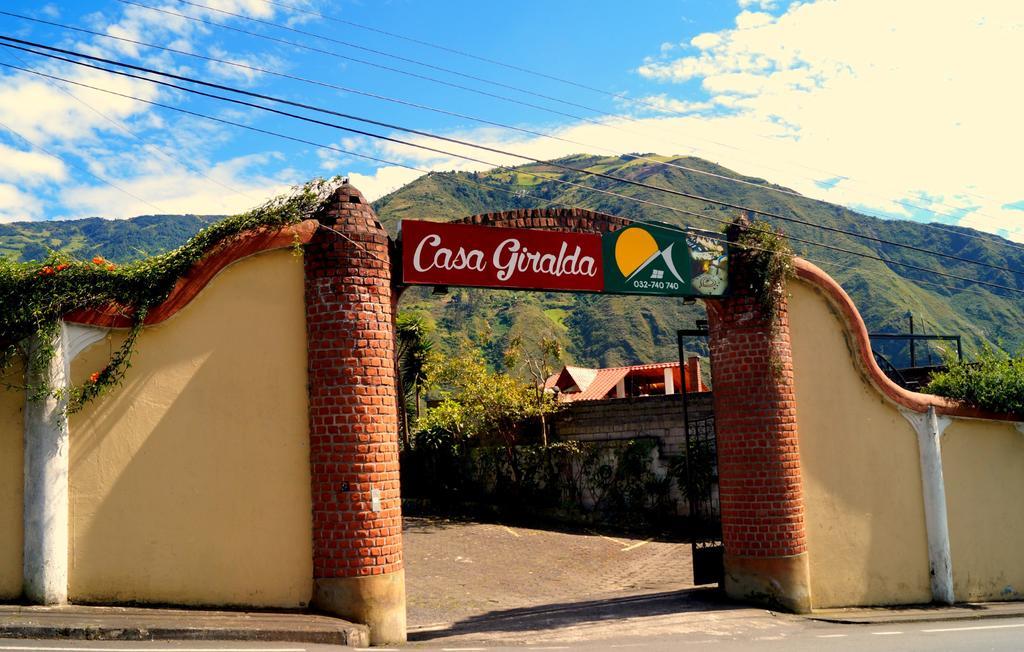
[
  {"left": 901, "top": 406, "right": 954, "bottom": 605},
  {"left": 23, "top": 322, "right": 107, "bottom": 605}
]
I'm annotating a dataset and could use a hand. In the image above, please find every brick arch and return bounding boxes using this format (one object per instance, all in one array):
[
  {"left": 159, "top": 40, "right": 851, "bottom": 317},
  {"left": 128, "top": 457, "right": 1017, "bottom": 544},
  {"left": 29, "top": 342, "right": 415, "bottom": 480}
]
[{"left": 451, "top": 207, "right": 634, "bottom": 234}]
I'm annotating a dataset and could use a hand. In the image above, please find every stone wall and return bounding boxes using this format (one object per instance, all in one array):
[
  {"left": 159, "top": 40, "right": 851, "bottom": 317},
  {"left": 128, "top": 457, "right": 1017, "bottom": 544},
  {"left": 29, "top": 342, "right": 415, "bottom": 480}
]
[{"left": 552, "top": 393, "right": 713, "bottom": 456}]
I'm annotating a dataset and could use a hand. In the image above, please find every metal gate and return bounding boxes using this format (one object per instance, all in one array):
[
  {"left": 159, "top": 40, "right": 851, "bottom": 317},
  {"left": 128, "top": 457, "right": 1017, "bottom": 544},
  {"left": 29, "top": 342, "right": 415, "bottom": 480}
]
[{"left": 677, "top": 323, "right": 723, "bottom": 585}]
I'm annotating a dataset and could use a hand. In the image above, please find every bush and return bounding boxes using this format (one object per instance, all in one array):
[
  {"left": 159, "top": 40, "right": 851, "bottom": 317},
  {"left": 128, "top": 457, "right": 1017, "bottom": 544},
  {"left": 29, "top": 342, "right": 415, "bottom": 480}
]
[{"left": 925, "top": 346, "right": 1024, "bottom": 414}]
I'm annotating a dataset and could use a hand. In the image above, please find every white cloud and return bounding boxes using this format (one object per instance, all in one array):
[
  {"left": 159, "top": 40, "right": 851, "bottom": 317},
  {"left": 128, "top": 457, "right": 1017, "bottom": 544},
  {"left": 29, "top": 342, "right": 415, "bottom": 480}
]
[
  {"left": 626, "top": 94, "right": 714, "bottom": 115},
  {"left": 347, "top": 166, "right": 426, "bottom": 202},
  {"left": 0, "top": 183, "right": 45, "bottom": 222},
  {"left": 629, "top": 0, "right": 1024, "bottom": 241},
  {"left": 0, "top": 144, "right": 66, "bottom": 184},
  {"left": 59, "top": 153, "right": 295, "bottom": 219},
  {"left": 735, "top": 10, "right": 776, "bottom": 29},
  {"left": 738, "top": 0, "right": 778, "bottom": 11}
]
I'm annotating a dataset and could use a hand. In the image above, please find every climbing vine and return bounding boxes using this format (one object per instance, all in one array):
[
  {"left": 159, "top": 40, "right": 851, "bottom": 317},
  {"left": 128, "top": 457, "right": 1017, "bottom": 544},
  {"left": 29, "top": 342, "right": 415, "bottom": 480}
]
[
  {"left": 732, "top": 218, "right": 795, "bottom": 331},
  {"left": 0, "top": 177, "right": 342, "bottom": 412}
]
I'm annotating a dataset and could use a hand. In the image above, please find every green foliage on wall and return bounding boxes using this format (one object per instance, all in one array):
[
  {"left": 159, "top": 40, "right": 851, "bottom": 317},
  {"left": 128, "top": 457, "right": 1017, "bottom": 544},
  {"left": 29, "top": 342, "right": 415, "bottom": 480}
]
[{"left": 0, "top": 178, "right": 341, "bottom": 411}]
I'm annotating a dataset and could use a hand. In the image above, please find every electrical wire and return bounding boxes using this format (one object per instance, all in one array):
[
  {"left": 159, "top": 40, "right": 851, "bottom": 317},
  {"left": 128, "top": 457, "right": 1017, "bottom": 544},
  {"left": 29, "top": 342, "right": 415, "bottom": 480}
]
[
  {"left": 2, "top": 10, "right": 1017, "bottom": 254},
  {"left": 3, "top": 60, "right": 1022, "bottom": 300},
  {"left": 0, "top": 50, "right": 256, "bottom": 207},
  {"left": 0, "top": 119, "right": 167, "bottom": 216},
  {"left": 119, "top": 0, "right": 1012, "bottom": 239},
  {"left": 6, "top": 37, "right": 1024, "bottom": 285}
]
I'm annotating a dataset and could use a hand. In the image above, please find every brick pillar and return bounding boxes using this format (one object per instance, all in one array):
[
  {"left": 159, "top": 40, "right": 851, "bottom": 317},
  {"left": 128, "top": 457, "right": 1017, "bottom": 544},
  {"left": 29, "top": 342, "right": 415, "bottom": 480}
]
[
  {"left": 304, "top": 184, "right": 406, "bottom": 643},
  {"left": 704, "top": 219, "right": 811, "bottom": 613}
]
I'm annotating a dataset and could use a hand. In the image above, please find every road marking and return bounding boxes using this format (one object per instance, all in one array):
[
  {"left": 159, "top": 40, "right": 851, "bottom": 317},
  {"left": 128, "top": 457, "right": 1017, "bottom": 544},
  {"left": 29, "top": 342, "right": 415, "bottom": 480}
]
[
  {"left": 501, "top": 525, "right": 521, "bottom": 538},
  {"left": 620, "top": 538, "right": 653, "bottom": 552},
  {"left": 816, "top": 634, "right": 847, "bottom": 638},
  {"left": 872, "top": 631, "right": 903, "bottom": 635},
  {"left": 356, "top": 649, "right": 398, "bottom": 651},
  {"left": 922, "top": 622, "right": 1024, "bottom": 633},
  {"left": 585, "top": 528, "right": 627, "bottom": 546},
  {"left": 442, "top": 648, "right": 487, "bottom": 651}
]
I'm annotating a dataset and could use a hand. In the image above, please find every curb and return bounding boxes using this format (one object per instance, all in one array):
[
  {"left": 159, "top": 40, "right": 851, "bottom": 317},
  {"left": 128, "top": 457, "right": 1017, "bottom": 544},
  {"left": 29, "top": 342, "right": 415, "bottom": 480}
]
[
  {"left": 0, "top": 623, "right": 370, "bottom": 647},
  {"left": 807, "top": 606, "right": 1024, "bottom": 627}
]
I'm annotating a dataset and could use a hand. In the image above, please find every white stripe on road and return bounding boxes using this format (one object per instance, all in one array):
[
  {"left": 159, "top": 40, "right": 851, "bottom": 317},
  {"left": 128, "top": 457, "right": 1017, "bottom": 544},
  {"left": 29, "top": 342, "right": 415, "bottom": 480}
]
[
  {"left": 922, "top": 622, "right": 1024, "bottom": 633},
  {"left": 816, "top": 634, "right": 847, "bottom": 638},
  {"left": 501, "top": 525, "right": 521, "bottom": 538},
  {"left": 872, "top": 631, "right": 903, "bottom": 635},
  {"left": 620, "top": 538, "right": 653, "bottom": 552}
]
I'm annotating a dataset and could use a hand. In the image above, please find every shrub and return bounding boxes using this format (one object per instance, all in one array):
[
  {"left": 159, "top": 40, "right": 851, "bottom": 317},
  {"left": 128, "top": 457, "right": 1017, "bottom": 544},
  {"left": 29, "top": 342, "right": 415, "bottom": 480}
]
[{"left": 925, "top": 346, "right": 1024, "bottom": 415}]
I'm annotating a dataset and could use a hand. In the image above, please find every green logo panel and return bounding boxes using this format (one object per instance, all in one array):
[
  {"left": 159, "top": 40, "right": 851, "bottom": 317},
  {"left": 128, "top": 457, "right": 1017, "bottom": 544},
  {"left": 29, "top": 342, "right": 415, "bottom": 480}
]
[{"left": 602, "top": 224, "right": 728, "bottom": 297}]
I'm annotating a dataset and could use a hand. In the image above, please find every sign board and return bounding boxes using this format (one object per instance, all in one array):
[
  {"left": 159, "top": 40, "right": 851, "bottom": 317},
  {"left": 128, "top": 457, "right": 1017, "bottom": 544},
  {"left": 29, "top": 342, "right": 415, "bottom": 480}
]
[
  {"left": 603, "top": 223, "right": 728, "bottom": 297},
  {"left": 400, "top": 219, "right": 604, "bottom": 292},
  {"left": 400, "top": 219, "right": 728, "bottom": 297}
]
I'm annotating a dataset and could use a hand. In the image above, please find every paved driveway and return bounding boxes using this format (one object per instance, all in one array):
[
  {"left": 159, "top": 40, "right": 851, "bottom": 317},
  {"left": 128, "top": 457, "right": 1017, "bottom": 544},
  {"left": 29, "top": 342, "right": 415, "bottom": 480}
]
[{"left": 403, "top": 516, "right": 696, "bottom": 629}]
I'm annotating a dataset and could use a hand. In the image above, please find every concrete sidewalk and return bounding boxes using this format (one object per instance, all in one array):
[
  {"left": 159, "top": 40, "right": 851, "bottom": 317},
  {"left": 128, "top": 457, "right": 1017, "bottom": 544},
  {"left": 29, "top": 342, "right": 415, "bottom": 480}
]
[
  {"left": 809, "top": 601, "right": 1024, "bottom": 625},
  {"left": 0, "top": 605, "right": 368, "bottom": 647}
]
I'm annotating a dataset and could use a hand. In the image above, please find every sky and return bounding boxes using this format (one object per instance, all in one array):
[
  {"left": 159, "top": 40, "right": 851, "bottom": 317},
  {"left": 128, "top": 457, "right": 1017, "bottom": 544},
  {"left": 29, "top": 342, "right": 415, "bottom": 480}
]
[{"left": 0, "top": 0, "right": 1022, "bottom": 242}]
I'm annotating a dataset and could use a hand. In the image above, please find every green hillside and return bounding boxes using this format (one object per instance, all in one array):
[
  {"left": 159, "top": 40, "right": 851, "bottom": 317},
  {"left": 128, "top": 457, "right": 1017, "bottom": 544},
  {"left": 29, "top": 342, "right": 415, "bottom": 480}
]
[
  {"left": 0, "top": 213, "right": 222, "bottom": 263},
  {"left": 375, "top": 155, "right": 1024, "bottom": 369},
  {"left": 3, "top": 154, "right": 1021, "bottom": 370}
]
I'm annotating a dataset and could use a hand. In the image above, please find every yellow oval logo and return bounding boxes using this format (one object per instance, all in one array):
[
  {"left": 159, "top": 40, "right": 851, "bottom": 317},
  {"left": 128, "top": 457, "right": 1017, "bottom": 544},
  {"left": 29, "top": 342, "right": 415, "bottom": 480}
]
[{"left": 614, "top": 227, "right": 659, "bottom": 277}]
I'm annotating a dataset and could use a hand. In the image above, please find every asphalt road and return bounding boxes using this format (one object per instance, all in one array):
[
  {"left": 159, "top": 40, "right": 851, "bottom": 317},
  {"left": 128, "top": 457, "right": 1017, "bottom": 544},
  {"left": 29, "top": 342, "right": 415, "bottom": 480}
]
[{"left": 5, "top": 617, "right": 1024, "bottom": 651}]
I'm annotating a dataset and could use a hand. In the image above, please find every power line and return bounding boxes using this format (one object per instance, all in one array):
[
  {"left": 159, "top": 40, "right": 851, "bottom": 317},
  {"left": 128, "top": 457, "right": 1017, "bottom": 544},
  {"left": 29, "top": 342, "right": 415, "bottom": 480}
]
[
  {"left": 3, "top": 11, "right": 1017, "bottom": 253},
  {"left": 0, "top": 119, "right": 167, "bottom": 217},
  {"left": 4, "top": 61, "right": 1023, "bottom": 299},
  {"left": 123, "top": 0, "right": 1012, "bottom": 241},
  {"left": 7, "top": 38, "right": 1023, "bottom": 284},
  {"left": 0, "top": 50, "right": 256, "bottom": 208}
]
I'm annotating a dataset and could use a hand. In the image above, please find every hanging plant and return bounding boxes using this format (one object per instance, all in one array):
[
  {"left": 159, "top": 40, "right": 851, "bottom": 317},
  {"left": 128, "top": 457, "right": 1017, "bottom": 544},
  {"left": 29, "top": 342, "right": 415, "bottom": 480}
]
[
  {"left": 730, "top": 217, "right": 795, "bottom": 332},
  {"left": 0, "top": 176, "right": 342, "bottom": 412}
]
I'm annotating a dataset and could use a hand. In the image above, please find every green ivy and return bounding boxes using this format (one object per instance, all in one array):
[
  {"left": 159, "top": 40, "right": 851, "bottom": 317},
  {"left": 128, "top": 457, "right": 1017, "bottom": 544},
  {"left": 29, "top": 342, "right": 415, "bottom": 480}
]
[
  {"left": 733, "top": 219, "right": 795, "bottom": 329},
  {"left": 0, "top": 177, "right": 342, "bottom": 412}
]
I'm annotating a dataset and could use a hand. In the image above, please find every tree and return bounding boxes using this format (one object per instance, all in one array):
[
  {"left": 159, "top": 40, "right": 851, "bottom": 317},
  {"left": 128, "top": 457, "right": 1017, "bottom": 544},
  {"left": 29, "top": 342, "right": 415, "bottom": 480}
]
[
  {"left": 395, "top": 312, "right": 433, "bottom": 449},
  {"left": 417, "top": 350, "right": 558, "bottom": 485},
  {"left": 503, "top": 334, "right": 563, "bottom": 446}
]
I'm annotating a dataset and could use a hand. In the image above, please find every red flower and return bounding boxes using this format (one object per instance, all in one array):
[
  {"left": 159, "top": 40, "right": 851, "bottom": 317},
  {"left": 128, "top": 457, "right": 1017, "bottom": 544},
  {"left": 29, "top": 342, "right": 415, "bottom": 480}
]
[
  {"left": 106, "top": 263, "right": 116, "bottom": 271},
  {"left": 56, "top": 263, "right": 69, "bottom": 271},
  {"left": 38, "top": 266, "right": 55, "bottom": 276},
  {"left": 89, "top": 372, "right": 100, "bottom": 383},
  {"left": 92, "top": 256, "right": 105, "bottom": 265}
]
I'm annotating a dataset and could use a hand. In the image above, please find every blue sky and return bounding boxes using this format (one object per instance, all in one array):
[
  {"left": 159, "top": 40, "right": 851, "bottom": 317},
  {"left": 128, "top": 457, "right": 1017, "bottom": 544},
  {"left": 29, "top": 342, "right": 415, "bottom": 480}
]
[{"left": 0, "top": 1, "right": 1021, "bottom": 241}]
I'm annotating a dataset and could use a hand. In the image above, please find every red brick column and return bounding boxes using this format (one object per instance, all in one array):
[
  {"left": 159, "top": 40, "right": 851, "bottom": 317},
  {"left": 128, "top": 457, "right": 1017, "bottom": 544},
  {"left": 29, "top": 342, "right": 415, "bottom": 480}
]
[
  {"left": 704, "top": 220, "right": 811, "bottom": 613},
  {"left": 304, "top": 184, "right": 405, "bottom": 643}
]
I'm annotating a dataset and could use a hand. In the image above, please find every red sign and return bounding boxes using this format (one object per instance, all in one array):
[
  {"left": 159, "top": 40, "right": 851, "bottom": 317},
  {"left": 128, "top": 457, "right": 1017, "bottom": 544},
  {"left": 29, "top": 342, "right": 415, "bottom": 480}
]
[{"left": 401, "top": 220, "right": 604, "bottom": 292}]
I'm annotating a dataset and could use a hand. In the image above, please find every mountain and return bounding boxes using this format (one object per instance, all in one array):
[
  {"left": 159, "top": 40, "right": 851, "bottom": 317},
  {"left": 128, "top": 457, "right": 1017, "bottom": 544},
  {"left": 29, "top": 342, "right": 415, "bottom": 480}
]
[
  {"left": 0, "top": 214, "right": 223, "bottom": 263},
  {"left": 373, "top": 155, "right": 1024, "bottom": 369},
  {"left": 3, "top": 155, "right": 1022, "bottom": 369}
]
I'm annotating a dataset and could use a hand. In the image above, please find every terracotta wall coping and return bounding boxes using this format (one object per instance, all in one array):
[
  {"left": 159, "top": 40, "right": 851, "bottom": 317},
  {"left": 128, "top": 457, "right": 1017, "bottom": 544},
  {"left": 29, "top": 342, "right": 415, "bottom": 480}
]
[
  {"left": 64, "top": 220, "right": 318, "bottom": 328},
  {"left": 793, "top": 258, "right": 1020, "bottom": 422}
]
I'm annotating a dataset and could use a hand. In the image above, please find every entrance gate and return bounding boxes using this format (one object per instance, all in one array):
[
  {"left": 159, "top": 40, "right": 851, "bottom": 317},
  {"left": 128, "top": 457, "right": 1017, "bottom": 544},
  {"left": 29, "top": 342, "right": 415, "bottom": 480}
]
[
  {"left": 677, "top": 324, "right": 723, "bottom": 586},
  {"left": 272, "top": 187, "right": 815, "bottom": 644}
]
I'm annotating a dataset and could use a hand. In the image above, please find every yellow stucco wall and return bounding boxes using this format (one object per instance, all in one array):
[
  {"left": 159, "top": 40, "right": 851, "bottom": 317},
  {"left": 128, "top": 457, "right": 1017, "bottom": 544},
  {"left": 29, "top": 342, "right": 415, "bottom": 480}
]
[
  {"left": 943, "top": 419, "right": 1024, "bottom": 602},
  {"left": 68, "top": 249, "right": 312, "bottom": 607},
  {"left": 0, "top": 360, "right": 24, "bottom": 599},
  {"left": 789, "top": 280, "right": 931, "bottom": 608}
]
